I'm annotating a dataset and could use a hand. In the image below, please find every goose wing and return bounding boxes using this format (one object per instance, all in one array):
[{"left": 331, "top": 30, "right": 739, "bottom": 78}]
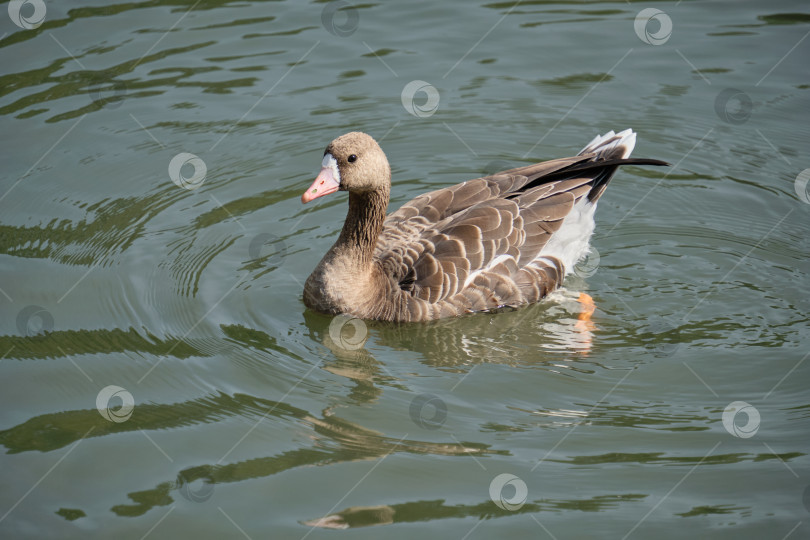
[{"left": 375, "top": 156, "right": 593, "bottom": 303}]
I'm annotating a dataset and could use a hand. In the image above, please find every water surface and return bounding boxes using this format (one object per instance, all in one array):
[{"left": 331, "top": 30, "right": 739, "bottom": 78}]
[{"left": 1, "top": 0, "right": 809, "bottom": 538}]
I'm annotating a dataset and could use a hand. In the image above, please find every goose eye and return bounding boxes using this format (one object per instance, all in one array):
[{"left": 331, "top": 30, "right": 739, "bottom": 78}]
[{"left": 347, "top": 154, "right": 357, "bottom": 163}]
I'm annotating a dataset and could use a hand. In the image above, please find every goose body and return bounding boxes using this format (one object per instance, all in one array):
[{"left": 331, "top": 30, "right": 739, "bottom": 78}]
[{"left": 301, "top": 130, "right": 666, "bottom": 322}]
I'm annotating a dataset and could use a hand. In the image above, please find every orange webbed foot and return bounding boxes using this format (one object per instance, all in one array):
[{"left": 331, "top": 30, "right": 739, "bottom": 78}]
[{"left": 575, "top": 292, "right": 597, "bottom": 342}]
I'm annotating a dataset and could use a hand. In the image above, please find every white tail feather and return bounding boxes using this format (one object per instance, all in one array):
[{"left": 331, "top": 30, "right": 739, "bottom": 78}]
[{"left": 579, "top": 128, "right": 636, "bottom": 159}]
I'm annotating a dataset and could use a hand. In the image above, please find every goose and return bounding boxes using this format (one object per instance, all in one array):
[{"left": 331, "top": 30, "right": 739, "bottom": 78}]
[{"left": 301, "top": 130, "right": 667, "bottom": 322}]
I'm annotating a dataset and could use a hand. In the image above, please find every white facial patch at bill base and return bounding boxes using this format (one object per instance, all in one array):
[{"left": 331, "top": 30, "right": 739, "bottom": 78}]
[
  {"left": 322, "top": 153, "right": 341, "bottom": 186},
  {"left": 301, "top": 152, "right": 343, "bottom": 203}
]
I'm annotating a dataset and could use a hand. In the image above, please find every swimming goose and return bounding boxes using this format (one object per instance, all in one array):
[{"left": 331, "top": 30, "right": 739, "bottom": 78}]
[{"left": 301, "top": 130, "right": 666, "bottom": 322}]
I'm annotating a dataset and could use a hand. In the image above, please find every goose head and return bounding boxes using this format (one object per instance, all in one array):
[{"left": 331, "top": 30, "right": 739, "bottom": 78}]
[{"left": 302, "top": 131, "right": 391, "bottom": 203}]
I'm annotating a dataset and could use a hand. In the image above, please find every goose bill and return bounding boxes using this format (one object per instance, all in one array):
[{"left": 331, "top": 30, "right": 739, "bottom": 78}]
[{"left": 302, "top": 157, "right": 341, "bottom": 203}]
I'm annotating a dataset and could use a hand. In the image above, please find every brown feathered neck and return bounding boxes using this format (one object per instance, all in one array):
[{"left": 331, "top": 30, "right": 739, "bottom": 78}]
[{"left": 335, "top": 185, "right": 390, "bottom": 267}]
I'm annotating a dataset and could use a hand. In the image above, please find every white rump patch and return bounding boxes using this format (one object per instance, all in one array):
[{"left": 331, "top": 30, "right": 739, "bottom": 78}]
[{"left": 538, "top": 196, "right": 598, "bottom": 276}]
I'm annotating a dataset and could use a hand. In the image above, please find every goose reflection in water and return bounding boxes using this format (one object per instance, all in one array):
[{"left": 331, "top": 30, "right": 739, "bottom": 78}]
[{"left": 306, "top": 287, "right": 598, "bottom": 380}]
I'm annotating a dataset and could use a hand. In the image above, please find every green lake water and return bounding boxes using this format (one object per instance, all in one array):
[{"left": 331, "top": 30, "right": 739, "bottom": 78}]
[{"left": 1, "top": 0, "right": 809, "bottom": 538}]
